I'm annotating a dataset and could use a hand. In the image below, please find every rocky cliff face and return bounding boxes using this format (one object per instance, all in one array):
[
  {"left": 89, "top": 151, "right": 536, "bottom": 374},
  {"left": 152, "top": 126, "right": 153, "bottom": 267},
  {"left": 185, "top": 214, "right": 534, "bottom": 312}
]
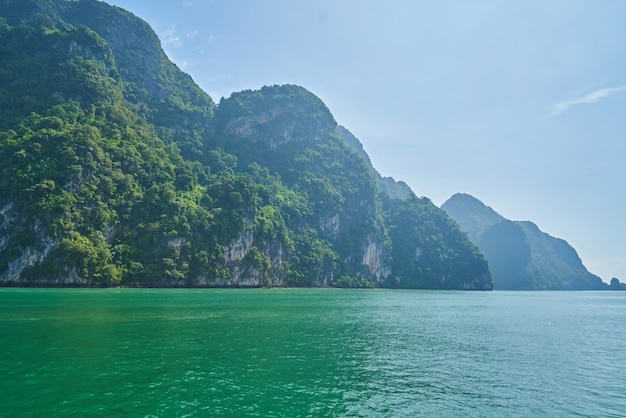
[
  {"left": 63, "top": 0, "right": 215, "bottom": 131},
  {"left": 213, "top": 84, "right": 391, "bottom": 286},
  {"left": 0, "top": 0, "right": 491, "bottom": 289},
  {"left": 382, "top": 194, "right": 492, "bottom": 290},
  {"left": 216, "top": 85, "right": 336, "bottom": 147},
  {"left": 442, "top": 193, "right": 606, "bottom": 290},
  {"left": 335, "top": 125, "right": 413, "bottom": 201},
  {"left": 0, "top": 203, "right": 59, "bottom": 285}
]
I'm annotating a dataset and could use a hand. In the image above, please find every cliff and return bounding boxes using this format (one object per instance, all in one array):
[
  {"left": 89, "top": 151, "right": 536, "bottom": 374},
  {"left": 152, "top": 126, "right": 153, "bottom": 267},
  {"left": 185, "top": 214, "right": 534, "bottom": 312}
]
[
  {"left": 0, "top": 0, "right": 491, "bottom": 289},
  {"left": 442, "top": 193, "right": 606, "bottom": 290},
  {"left": 335, "top": 125, "right": 413, "bottom": 201}
]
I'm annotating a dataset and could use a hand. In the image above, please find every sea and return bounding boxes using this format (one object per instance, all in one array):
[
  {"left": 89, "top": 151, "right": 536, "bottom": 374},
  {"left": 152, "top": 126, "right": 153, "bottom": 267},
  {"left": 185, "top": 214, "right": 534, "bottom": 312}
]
[{"left": 1, "top": 288, "right": 625, "bottom": 417}]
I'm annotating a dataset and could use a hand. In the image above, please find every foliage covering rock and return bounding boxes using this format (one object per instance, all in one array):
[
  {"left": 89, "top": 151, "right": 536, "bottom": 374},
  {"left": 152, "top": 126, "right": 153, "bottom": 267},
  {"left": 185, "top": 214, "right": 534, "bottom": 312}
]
[{"left": 0, "top": 0, "right": 491, "bottom": 289}]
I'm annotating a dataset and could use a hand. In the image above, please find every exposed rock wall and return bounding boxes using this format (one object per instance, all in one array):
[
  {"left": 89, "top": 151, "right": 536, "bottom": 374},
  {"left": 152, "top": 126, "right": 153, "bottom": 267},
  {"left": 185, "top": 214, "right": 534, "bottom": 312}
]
[
  {"left": 362, "top": 236, "right": 390, "bottom": 282},
  {"left": 0, "top": 203, "right": 59, "bottom": 284}
]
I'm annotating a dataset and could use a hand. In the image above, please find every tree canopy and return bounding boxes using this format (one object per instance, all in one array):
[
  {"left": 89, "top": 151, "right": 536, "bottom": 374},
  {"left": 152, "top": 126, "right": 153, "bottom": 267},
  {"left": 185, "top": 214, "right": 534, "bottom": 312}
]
[{"left": 0, "top": 0, "right": 492, "bottom": 289}]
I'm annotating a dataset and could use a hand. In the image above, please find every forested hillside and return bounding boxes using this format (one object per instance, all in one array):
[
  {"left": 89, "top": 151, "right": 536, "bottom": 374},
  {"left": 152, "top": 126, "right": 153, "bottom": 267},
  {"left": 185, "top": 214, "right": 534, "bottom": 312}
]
[{"left": 0, "top": 0, "right": 491, "bottom": 289}]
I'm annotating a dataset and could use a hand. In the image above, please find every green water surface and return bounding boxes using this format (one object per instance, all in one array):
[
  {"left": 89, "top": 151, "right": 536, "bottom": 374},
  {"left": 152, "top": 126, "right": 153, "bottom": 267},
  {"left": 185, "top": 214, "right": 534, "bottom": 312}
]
[{"left": 1, "top": 288, "right": 625, "bottom": 417}]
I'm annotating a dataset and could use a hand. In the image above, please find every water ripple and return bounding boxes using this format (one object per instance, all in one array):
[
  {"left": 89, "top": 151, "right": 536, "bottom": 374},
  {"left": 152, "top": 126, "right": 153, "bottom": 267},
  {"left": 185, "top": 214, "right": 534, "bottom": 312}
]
[{"left": 1, "top": 289, "right": 625, "bottom": 416}]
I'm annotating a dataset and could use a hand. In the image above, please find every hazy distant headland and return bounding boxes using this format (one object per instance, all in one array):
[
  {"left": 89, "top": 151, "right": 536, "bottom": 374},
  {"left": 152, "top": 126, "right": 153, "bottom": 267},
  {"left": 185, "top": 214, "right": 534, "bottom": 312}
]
[{"left": 442, "top": 193, "right": 624, "bottom": 290}]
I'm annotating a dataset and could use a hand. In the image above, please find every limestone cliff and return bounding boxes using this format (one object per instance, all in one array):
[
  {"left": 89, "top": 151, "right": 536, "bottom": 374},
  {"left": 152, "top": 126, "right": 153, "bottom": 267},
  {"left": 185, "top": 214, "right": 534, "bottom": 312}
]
[
  {"left": 213, "top": 84, "right": 391, "bottom": 286},
  {"left": 0, "top": 0, "right": 491, "bottom": 289},
  {"left": 335, "top": 125, "right": 413, "bottom": 201},
  {"left": 442, "top": 193, "right": 606, "bottom": 290}
]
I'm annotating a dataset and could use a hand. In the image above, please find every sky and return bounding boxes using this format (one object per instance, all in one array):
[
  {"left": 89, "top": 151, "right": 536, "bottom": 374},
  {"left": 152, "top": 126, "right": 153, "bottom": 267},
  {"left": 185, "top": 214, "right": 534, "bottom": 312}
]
[{"left": 105, "top": 0, "right": 626, "bottom": 283}]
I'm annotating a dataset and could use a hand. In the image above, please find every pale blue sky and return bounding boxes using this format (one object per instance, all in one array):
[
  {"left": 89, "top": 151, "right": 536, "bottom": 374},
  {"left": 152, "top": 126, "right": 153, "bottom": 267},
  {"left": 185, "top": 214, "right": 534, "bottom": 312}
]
[{"left": 106, "top": 0, "right": 626, "bottom": 282}]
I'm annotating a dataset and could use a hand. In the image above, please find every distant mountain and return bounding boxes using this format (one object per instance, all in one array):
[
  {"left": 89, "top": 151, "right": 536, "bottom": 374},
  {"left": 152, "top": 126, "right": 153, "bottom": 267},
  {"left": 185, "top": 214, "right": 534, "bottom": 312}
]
[
  {"left": 333, "top": 127, "right": 489, "bottom": 289},
  {"left": 442, "top": 193, "right": 607, "bottom": 290},
  {"left": 0, "top": 0, "right": 491, "bottom": 289}
]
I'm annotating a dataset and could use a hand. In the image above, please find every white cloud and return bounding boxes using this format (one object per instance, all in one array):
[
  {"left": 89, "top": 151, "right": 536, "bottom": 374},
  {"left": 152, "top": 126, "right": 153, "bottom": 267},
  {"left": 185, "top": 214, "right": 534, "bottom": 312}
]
[
  {"left": 545, "top": 86, "right": 626, "bottom": 118},
  {"left": 162, "top": 25, "right": 183, "bottom": 48}
]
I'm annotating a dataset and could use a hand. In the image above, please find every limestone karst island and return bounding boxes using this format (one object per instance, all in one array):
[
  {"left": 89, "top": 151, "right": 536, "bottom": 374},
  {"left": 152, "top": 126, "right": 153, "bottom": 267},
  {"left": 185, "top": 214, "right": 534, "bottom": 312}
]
[{"left": 0, "top": 0, "right": 619, "bottom": 290}]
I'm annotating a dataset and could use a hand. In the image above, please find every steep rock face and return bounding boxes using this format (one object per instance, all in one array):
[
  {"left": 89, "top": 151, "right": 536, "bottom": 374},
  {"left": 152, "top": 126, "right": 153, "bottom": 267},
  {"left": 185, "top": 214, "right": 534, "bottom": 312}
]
[
  {"left": 362, "top": 236, "right": 391, "bottom": 282},
  {"left": 0, "top": 3, "right": 217, "bottom": 287},
  {"left": 442, "top": 193, "right": 606, "bottom": 290},
  {"left": 0, "top": 0, "right": 214, "bottom": 159},
  {"left": 382, "top": 194, "right": 492, "bottom": 290},
  {"left": 335, "top": 125, "right": 413, "bottom": 200},
  {"left": 214, "top": 85, "right": 390, "bottom": 286},
  {"left": 215, "top": 226, "right": 286, "bottom": 287},
  {"left": 334, "top": 126, "right": 490, "bottom": 289},
  {"left": 220, "top": 229, "right": 263, "bottom": 287},
  {"left": 216, "top": 85, "right": 335, "bottom": 147},
  {"left": 0, "top": 203, "right": 15, "bottom": 250},
  {"left": 69, "top": 1, "right": 214, "bottom": 129},
  {"left": 1, "top": 235, "right": 59, "bottom": 284},
  {"left": 0, "top": 203, "right": 60, "bottom": 285},
  {"left": 0, "top": 0, "right": 492, "bottom": 289}
]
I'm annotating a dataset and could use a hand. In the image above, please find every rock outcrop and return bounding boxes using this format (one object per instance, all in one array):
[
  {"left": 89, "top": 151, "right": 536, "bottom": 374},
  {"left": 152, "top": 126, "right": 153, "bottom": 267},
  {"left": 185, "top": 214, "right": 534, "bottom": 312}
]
[
  {"left": 442, "top": 193, "right": 607, "bottom": 290},
  {"left": 0, "top": 0, "right": 492, "bottom": 289}
]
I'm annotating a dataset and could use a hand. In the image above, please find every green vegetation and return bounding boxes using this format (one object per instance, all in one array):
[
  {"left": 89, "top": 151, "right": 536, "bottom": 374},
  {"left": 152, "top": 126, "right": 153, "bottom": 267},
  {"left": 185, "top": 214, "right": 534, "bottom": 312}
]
[
  {"left": 332, "top": 274, "right": 375, "bottom": 289},
  {"left": 0, "top": 0, "right": 492, "bottom": 289},
  {"left": 336, "top": 125, "right": 413, "bottom": 201},
  {"left": 0, "top": 11, "right": 233, "bottom": 286},
  {"left": 382, "top": 195, "right": 491, "bottom": 289}
]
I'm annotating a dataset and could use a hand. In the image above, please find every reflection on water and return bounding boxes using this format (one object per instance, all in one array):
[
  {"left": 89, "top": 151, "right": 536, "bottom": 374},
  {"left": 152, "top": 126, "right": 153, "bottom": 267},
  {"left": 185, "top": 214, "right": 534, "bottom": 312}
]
[{"left": 1, "top": 288, "right": 625, "bottom": 416}]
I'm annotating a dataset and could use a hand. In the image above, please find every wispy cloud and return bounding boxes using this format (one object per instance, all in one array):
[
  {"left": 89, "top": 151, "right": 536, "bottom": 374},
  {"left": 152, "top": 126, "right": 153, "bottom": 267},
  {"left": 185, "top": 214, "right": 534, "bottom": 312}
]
[
  {"left": 178, "top": 60, "right": 191, "bottom": 70},
  {"left": 161, "top": 26, "right": 199, "bottom": 49},
  {"left": 162, "top": 25, "right": 183, "bottom": 48},
  {"left": 545, "top": 86, "right": 626, "bottom": 118}
]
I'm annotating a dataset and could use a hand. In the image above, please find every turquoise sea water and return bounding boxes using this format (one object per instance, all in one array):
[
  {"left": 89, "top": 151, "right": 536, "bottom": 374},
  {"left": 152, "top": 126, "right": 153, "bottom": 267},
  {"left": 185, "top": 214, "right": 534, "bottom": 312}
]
[{"left": 1, "top": 288, "right": 625, "bottom": 417}]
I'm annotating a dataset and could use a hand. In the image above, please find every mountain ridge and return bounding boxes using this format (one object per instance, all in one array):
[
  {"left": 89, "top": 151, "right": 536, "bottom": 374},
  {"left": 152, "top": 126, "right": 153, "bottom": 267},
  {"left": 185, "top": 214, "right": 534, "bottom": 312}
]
[
  {"left": 0, "top": 0, "right": 491, "bottom": 289},
  {"left": 442, "top": 193, "right": 606, "bottom": 290}
]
